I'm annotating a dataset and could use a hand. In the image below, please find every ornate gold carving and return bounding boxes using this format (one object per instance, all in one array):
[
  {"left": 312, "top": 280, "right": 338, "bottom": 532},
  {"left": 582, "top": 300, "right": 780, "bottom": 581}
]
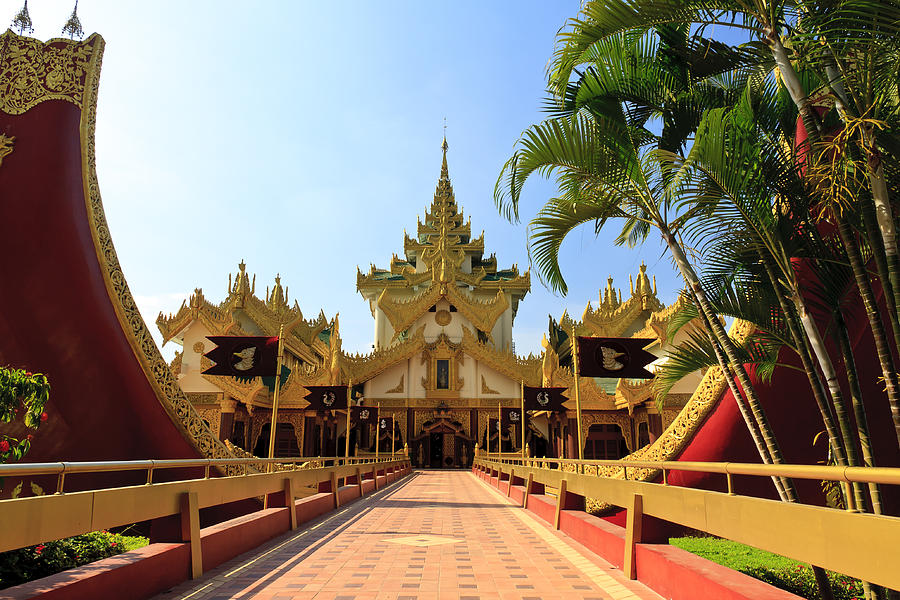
[
  {"left": 343, "top": 325, "right": 426, "bottom": 383},
  {"left": 185, "top": 392, "right": 221, "bottom": 405},
  {"left": 578, "top": 412, "right": 634, "bottom": 454},
  {"left": 157, "top": 271, "right": 334, "bottom": 370},
  {"left": 169, "top": 351, "right": 182, "bottom": 377},
  {"left": 0, "top": 31, "right": 95, "bottom": 115},
  {"left": 192, "top": 341, "right": 205, "bottom": 354},
  {"left": 541, "top": 334, "right": 559, "bottom": 386},
  {"left": 413, "top": 409, "right": 471, "bottom": 438},
  {"left": 0, "top": 133, "right": 14, "bottom": 168},
  {"left": 458, "top": 327, "right": 541, "bottom": 385},
  {"left": 480, "top": 375, "right": 499, "bottom": 395},
  {"left": 421, "top": 333, "right": 465, "bottom": 393},
  {"left": 615, "top": 378, "right": 654, "bottom": 415},
  {"left": 385, "top": 374, "right": 405, "bottom": 394},
  {"left": 435, "top": 309, "right": 451, "bottom": 326}
]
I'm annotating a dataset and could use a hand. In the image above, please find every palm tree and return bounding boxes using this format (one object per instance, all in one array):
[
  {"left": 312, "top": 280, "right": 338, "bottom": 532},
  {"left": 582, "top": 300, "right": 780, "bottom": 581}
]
[{"left": 547, "top": 0, "right": 900, "bottom": 449}]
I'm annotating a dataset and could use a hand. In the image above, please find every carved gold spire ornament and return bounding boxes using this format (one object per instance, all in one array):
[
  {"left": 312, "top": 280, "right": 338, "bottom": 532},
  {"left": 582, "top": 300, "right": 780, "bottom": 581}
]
[
  {"left": 0, "top": 134, "right": 14, "bottom": 169},
  {"left": 11, "top": 1, "right": 34, "bottom": 35},
  {"left": 61, "top": 1, "right": 84, "bottom": 40}
]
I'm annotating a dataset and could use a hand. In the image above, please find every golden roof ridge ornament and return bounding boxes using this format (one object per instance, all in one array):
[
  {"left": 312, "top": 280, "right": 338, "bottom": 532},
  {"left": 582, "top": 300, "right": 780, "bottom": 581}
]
[
  {"left": 11, "top": 1, "right": 34, "bottom": 35},
  {"left": 61, "top": 0, "right": 84, "bottom": 40}
]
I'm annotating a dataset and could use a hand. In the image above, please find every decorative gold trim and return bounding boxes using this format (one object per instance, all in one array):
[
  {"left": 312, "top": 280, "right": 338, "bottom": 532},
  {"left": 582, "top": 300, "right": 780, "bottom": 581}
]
[
  {"left": 480, "top": 375, "right": 499, "bottom": 395},
  {"left": 0, "top": 133, "right": 14, "bottom": 168},
  {"left": 385, "top": 374, "right": 405, "bottom": 394}
]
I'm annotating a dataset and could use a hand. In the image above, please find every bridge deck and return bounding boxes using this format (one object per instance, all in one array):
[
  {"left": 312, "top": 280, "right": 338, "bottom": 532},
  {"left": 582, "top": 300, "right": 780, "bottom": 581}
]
[{"left": 156, "top": 470, "right": 661, "bottom": 600}]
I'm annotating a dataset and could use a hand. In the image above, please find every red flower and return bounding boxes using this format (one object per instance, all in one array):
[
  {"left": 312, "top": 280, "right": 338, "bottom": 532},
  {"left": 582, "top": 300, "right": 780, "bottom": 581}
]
[
  {"left": 110, "top": 542, "right": 117, "bottom": 547},
  {"left": 0, "top": 440, "right": 9, "bottom": 452},
  {"left": 25, "top": 372, "right": 32, "bottom": 377},
  {"left": 40, "top": 412, "right": 48, "bottom": 422},
  {"left": 26, "top": 434, "right": 33, "bottom": 441},
  {"left": 35, "top": 544, "right": 44, "bottom": 555}
]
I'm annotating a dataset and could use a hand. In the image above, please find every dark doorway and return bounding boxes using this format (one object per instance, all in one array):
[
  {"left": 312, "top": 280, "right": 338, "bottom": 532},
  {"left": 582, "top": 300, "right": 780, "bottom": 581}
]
[
  {"left": 429, "top": 432, "right": 443, "bottom": 467},
  {"left": 252, "top": 422, "right": 300, "bottom": 458}
]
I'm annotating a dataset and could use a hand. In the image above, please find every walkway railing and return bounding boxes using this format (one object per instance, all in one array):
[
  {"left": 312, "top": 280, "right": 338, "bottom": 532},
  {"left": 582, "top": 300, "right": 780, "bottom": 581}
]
[
  {"left": 0, "top": 455, "right": 410, "bottom": 575},
  {"left": 473, "top": 455, "right": 900, "bottom": 591}
]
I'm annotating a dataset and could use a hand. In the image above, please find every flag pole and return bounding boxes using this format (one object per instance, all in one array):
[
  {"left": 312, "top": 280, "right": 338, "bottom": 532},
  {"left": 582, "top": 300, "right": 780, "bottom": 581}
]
[
  {"left": 345, "top": 378, "right": 352, "bottom": 459},
  {"left": 571, "top": 323, "right": 584, "bottom": 461},
  {"left": 520, "top": 380, "right": 526, "bottom": 458},
  {"left": 497, "top": 400, "right": 502, "bottom": 455},
  {"left": 266, "top": 324, "right": 286, "bottom": 473}
]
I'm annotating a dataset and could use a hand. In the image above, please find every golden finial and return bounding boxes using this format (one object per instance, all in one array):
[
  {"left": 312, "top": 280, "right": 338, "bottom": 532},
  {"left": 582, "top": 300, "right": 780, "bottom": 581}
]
[
  {"left": 61, "top": 0, "right": 84, "bottom": 40},
  {"left": 440, "top": 120, "right": 449, "bottom": 181},
  {"left": 11, "top": 1, "right": 34, "bottom": 35}
]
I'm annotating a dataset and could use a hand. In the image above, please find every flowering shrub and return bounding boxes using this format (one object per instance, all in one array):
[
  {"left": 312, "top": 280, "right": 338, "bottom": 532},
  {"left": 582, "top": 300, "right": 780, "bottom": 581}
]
[
  {"left": 0, "top": 367, "right": 50, "bottom": 465},
  {"left": 743, "top": 565, "right": 863, "bottom": 600},
  {"left": 0, "top": 530, "right": 147, "bottom": 590}
]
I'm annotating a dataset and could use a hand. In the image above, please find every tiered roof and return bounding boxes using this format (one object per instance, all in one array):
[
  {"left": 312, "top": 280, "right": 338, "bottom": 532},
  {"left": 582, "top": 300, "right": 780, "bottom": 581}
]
[
  {"left": 357, "top": 137, "right": 530, "bottom": 342},
  {"left": 156, "top": 261, "right": 336, "bottom": 368}
]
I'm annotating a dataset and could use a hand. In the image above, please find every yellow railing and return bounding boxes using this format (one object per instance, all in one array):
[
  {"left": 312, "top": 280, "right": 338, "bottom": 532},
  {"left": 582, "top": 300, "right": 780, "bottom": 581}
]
[
  {"left": 0, "top": 455, "right": 394, "bottom": 494},
  {"left": 473, "top": 456, "right": 900, "bottom": 591},
  {"left": 0, "top": 455, "right": 410, "bottom": 578}
]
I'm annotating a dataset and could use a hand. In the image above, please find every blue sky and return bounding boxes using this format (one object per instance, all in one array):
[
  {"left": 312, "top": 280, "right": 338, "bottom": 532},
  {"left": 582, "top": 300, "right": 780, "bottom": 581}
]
[{"left": 9, "top": 1, "right": 684, "bottom": 358}]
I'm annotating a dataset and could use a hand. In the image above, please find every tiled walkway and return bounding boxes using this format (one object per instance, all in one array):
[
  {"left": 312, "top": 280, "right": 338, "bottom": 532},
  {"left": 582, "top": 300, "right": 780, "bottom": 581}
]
[{"left": 156, "top": 471, "right": 662, "bottom": 600}]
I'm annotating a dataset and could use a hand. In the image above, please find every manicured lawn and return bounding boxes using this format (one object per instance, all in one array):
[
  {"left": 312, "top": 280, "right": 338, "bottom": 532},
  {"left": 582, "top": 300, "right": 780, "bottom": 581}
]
[{"left": 670, "top": 537, "right": 865, "bottom": 600}]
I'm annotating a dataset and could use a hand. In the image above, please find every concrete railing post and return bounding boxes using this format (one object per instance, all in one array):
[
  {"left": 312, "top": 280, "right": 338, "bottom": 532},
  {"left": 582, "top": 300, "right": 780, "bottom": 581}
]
[
  {"left": 180, "top": 491, "right": 202, "bottom": 579},
  {"left": 624, "top": 493, "right": 643, "bottom": 580}
]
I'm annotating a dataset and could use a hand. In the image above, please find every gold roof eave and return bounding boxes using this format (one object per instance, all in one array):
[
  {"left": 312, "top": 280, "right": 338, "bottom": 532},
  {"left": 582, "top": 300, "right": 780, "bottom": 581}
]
[{"left": 377, "top": 282, "right": 510, "bottom": 342}]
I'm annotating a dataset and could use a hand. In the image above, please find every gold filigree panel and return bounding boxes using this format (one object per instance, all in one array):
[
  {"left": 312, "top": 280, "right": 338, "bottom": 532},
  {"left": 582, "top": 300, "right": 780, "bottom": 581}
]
[{"left": 0, "top": 31, "right": 94, "bottom": 115}]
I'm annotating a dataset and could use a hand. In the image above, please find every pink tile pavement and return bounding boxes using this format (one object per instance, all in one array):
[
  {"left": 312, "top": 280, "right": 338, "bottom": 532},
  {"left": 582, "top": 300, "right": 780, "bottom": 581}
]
[{"left": 152, "top": 471, "right": 661, "bottom": 600}]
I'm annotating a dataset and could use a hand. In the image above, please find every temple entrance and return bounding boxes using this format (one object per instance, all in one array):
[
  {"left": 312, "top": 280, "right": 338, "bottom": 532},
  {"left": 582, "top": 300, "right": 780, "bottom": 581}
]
[
  {"left": 429, "top": 432, "right": 443, "bottom": 467},
  {"left": 412, "top": 417, "right": 473, "bottom": 469}
]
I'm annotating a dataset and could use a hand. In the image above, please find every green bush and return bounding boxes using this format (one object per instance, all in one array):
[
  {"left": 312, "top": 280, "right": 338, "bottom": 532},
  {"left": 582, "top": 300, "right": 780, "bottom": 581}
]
[
  {"left": 0, "top": 530, "right": 148, "bottom": 590},
  {"left": 670, "top": 537, "right": 864, "bottom": 600}
]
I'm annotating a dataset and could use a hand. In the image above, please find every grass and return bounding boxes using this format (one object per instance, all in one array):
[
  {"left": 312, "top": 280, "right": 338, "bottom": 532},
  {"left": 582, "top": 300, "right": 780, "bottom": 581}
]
[
  {"left": 670, "top": 536, "right": 800, "bottom": 571},
  {"left": 0, "top": 530, "right": 149, "bottom": 590},
  {"left": 670, "top": 537, "right": 865, "bottom": 600}
]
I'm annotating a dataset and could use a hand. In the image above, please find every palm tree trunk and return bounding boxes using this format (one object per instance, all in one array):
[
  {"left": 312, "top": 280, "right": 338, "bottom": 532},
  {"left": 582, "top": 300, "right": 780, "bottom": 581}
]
[
  {"left": 837, "top": 218, "right": 900, "bottom": 446},
  {"left": 861, "top": 196, "right": 900, "bottom": 357},
  {"left": 687, "top": 286, "right": 788, "bottom": 499},
  {"left": 661, "top": 228, "right": 797, "bottom": 501},
  {"left": 760, "top": 258, "right": 848, "bottom": 468},
  {"left": 835, "top": 313, "right": 884, "bottom": 514}
]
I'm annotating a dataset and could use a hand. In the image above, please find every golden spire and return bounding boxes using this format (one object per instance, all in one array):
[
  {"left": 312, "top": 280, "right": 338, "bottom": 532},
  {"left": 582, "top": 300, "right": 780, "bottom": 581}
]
[{"left": 440, "top": 129, "right": 450, "bottom": 181}]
